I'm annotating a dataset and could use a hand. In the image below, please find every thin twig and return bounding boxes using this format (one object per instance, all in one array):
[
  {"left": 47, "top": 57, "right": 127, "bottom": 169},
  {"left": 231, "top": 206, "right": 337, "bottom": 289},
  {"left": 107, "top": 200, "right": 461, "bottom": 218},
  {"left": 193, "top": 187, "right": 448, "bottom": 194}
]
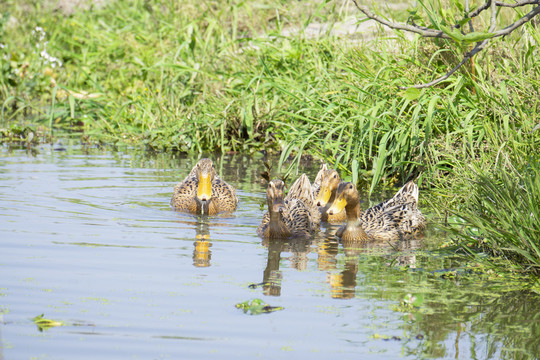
[
  {"left": 496, "top": 0, "right": 540, "bottom": 8},
  {"left": 351, "top": 0, "right": 540, "bottom": 89},
  {"left": 490, "top": 0, "right": 498, "bottom": 32},
  {"left": 492, "top": 4, "right": 540, "bottom": 37},
  {"left": 403, "top": 4, "right": 540, "bottom": 89},
  {"left": 397, "top": 39, "right": 490, "bottom": 89},
  {"left": 351, "top": 0, "right": 449, "bottom": 38},
  {"left": 468, "top": 1, "right": 492, "bottom": 19},
  {"left": 466, "top": 0, "right": 475, "bottom": 32},
  {"left": 465, "top": 0, "right": 539, "bottom": 21}
]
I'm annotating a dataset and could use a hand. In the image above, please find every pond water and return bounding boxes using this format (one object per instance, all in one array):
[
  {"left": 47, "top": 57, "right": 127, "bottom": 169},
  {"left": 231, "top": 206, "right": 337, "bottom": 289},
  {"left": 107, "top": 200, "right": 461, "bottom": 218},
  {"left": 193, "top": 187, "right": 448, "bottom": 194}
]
[{"left": 1, "top": 143, "right": 539, "bottom": 360}]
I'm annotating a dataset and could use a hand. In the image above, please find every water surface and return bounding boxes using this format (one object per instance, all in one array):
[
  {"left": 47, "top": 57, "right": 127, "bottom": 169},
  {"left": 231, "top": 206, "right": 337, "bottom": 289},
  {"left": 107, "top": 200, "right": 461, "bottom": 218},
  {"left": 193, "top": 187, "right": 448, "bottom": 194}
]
[{"left": 1, "top": 144, "right": 538, "bottom": 359}]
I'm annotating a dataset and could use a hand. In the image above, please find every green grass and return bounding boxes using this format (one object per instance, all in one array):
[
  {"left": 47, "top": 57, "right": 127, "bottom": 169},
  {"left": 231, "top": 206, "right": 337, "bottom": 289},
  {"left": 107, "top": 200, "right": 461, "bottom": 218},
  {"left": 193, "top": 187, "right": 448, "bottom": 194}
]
[
  {"left": 1, "top": 0, "right": 539, "bottom": 275},
  {"left": 447, "top": 152, "right": 540, "bottom": 277}
]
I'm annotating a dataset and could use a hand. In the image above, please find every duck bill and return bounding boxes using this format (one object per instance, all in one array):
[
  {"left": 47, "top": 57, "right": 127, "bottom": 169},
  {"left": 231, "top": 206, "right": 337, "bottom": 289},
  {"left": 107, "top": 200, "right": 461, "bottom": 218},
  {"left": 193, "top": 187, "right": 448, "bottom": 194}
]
[
  {"left": 327, "top": 196, "right": 346, "bottom": 215},
  {"left": 272, "top": 198, "right": 286, "bottom": 213},
  {"left": 315, "top": 188, "right": 331, "bottom": 207},
  {"left": 197, "top": 173, "right": 212, "bottom": 202}
]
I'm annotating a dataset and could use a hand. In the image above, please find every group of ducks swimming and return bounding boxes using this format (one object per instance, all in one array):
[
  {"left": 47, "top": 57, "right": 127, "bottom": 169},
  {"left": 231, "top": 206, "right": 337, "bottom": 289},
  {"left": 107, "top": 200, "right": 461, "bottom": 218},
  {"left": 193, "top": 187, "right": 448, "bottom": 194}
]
[{"left": 171, "top": 158, "right": 426, "bottom": 242}]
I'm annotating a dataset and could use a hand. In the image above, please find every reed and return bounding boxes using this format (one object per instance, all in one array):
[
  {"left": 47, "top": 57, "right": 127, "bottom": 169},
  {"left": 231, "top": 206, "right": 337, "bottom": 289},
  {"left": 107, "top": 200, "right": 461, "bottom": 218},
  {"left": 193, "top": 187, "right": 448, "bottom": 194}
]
[
  {"left": 0, "top": 0, "right": 538, "bottom": 187},
  {"left": 447, "top": 151, "right": 540, "bottom": 276}
]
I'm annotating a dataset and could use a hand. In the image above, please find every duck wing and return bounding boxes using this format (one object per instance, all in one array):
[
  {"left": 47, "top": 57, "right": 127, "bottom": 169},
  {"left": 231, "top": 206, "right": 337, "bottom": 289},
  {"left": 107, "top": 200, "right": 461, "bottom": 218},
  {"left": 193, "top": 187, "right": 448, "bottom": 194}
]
[
  {"left": 210, "top": 174, "right": 239, "bottom": 213},
  {"left": 283, "top": 198, "right": 315, "bottom": 237},
  {"left": 363, "top": 181, "right": 425, "bottom": 237},
  {"left": 171, "top": 174, "right": 198, "bottom": 212}
]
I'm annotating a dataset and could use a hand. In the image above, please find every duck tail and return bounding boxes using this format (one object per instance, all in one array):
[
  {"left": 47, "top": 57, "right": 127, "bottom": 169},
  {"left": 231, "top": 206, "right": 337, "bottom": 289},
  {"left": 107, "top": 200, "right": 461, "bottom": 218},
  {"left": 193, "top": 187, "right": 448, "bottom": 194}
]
[
  {"left": 394, "top": 180, "right": 419, "bottom": 204},
  {"left": 286, "top": 174, "right": 314, "bottom": 204},
  {"left": 312, "top": 163, "right": 329, "bottom": 196}
]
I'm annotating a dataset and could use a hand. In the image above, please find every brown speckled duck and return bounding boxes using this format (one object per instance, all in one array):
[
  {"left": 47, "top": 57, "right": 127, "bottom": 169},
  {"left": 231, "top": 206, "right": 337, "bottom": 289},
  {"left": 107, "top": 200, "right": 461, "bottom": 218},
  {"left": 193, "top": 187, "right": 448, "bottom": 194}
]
[
  {"left": 171, "top": 158, "right": 238, "bottom": 215},
  {"left": 314, "top": 168, "right": 347, "bottom": 223},
  {"left": 257, "top": 175, "right": 319, "bottom": 239},
  {"left": 327, "top": 181, "right": 426, "bottom": 242}
]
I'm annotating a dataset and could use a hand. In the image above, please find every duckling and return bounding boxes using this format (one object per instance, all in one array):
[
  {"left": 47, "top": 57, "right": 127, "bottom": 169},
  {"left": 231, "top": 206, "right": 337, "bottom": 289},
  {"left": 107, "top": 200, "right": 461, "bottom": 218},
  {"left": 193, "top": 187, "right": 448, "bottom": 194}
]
[
  {"left": 171, "top": 158, "right": 238, "bottom": 215},
  {"left": 314, "top": 169, "right": 347, "bottom": 223},
  {"left": 257, "top": 177, "right": 317, "bottom": 239},
  {"left": 327, "top": 181, "right": 426, "bottom": 242}
]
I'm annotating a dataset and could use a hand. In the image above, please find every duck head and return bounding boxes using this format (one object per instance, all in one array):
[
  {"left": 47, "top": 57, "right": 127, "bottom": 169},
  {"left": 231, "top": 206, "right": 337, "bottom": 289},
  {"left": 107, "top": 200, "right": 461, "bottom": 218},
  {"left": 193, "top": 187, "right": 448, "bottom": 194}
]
[
  {"left": 266, "top": 179, "right": 286, "bottom": 214},
  {"left": 315, "top": 169, "right": 341, "bottom": 207},
  {"left": 327, "top": 182, "right": 358, "bottom": 215}
]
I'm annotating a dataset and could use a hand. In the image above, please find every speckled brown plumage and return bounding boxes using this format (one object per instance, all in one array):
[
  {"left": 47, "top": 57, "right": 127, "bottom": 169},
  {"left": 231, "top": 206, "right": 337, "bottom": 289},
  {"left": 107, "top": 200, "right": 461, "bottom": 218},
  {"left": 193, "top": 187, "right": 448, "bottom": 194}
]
[
  {"left": 328, "top": 181, "right": 426, "bottom": 242},
  {"left": 257, "top": 179, "right": 316, "bottom": 239},
  {"left": 170, "top": 158, "right": 238, "bottom": 215},
  {"left": 314, "top": 169, "right": 347, "bottom": 223},
  {"left": 285, "top": 173, "right": 321, "bottom": 227}
]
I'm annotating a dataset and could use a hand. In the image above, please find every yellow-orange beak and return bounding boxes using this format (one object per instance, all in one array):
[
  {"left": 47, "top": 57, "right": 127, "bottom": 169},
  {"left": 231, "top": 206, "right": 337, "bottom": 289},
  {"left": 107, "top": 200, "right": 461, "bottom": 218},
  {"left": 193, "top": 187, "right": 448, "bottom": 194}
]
[
  {"left": 327, "top": 196, "right": 346, "bottom": 215},
  {"left": 197, "top": 173, "right": 212, "bottom": 202},
  {"left": 315, "top": 188, "right": 332, "bottom": 207}
]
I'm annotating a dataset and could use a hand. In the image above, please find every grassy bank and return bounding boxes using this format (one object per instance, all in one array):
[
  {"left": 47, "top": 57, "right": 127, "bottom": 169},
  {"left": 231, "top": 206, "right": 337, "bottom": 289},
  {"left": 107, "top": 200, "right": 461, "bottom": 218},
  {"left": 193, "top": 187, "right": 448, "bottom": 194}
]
[{"left": 1, "top": 1, "right": 539, "bottom": 276}]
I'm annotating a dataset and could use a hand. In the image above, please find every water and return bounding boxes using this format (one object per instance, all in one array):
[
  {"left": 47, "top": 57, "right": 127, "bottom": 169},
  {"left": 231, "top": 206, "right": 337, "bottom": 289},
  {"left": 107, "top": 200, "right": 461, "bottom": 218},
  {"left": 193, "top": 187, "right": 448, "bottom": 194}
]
[{"left": 1, "top": 143, "right": 539, "bottom": 359}]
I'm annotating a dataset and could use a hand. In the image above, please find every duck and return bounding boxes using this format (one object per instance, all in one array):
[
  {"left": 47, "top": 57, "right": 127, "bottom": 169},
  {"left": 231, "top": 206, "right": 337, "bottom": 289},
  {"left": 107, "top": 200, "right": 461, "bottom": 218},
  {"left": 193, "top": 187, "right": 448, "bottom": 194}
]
[
  {"left": 314, "top": 168, "right": 347, "bottom": 223},
  {"left": 170, "top": 158, "right": 238, "bottom": 215},
  {"left": 327, "top": 181, "right": 426, "bottom": 242},
  {"left": 257, "top": 174, "right": 319, "bottom": 239}
]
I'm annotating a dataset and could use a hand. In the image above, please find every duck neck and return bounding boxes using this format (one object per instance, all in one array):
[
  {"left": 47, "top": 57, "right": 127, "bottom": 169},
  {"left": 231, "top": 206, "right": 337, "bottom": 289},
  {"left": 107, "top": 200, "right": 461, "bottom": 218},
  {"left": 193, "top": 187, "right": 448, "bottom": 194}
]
[
  {"left": 344, "top": 200, "right": 368, "bottom": 240},
  {"left": 345, "top": 201, "right": 362, "bottom": 223},
  {"left": 268, "top": 210, "right": 291, "bottom": 238}
]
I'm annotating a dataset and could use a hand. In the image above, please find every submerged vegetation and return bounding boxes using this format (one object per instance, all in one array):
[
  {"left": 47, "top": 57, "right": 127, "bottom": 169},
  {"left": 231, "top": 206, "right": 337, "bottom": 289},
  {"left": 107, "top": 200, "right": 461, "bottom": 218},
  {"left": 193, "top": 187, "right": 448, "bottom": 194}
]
[{"left": 0, "top": 0, "right": 539, "bottom": 279}]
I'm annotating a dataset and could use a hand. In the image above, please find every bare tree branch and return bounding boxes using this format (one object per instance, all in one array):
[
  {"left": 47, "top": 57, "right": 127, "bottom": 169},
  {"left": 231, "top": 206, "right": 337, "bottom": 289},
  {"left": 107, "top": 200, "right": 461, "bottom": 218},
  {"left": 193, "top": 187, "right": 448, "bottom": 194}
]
[
  {"left": 490, "top": 0, "right": 498, "bottom": 32},
  {"left": 493, "top": 4, "right": 540, "bottom": 37},
  {"left": 397, "top": 39, "right": 490, "bottom": 89},
  {"left": 468, "top": 1, "right": 492, "bottom": 19},
  {"left": 466, "top": 0, "right": 475, "bottom": 32},
  {"left": 350, "top": 0, "right": 450, "bottom": 38},
  {"left": 351, "top": 0, "right": 540, "bottom": 89},
  {"left": 465, "top": 0, "right": 538, "bottom": 22},
  {"left": 496, "top": 0, "right": 540, "bottom": 8},
  {"left": 401, "top": 4, "right": 540, "bottom": 89}
]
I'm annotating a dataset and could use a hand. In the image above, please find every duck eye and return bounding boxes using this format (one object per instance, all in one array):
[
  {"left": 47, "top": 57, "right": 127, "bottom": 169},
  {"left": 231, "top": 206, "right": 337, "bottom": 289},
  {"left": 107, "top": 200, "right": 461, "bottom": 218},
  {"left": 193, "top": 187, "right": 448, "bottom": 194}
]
[
  {"left": 348, "top": 184, "right": 353, "bottom": 189},
  {"left": 333, "top": 174, "right": 337, "bottom": 179}
]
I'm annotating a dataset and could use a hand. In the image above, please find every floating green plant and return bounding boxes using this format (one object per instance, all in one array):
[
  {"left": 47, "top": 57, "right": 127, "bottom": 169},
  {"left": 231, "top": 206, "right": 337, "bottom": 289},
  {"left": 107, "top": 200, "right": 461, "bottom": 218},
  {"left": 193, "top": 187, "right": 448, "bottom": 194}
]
[
  {"left": 235, "top": 299, "right": 284, "bottom": 315},
  {"left": 32, "top": 314, "right": 64, "bottom": 331}
]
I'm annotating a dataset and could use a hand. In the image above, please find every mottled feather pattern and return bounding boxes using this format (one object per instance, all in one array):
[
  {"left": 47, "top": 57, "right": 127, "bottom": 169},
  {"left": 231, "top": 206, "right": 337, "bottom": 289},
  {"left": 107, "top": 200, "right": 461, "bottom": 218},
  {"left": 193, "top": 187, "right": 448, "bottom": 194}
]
[
  {"left": 171, "top": 174, "right": 199, "bottom": 213},
  {"left": 286, "top": 174, "right": 321, "bottom": 227},
  {"left": 363, "top": 181, "right": 425, "bottom": 236},
  {"left": 330, "top": 181, "right": 426, "bottom": 242},
  {"left": 283, "top": 198, "right": 314, "bottom": 237}
]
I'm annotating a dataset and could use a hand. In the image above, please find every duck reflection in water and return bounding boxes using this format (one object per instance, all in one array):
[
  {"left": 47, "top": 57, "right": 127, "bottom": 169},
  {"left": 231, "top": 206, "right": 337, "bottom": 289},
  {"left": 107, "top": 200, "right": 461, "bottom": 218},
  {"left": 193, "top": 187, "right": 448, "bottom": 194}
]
[
  {"left": 321, "top": 235, "right": 422, "bottom": 299},
  {"left": 256, "top": 237, "right": 314, "bottom": 296},
  {"left": 193, "top": 219, "right": 212, "bottom": 267}
]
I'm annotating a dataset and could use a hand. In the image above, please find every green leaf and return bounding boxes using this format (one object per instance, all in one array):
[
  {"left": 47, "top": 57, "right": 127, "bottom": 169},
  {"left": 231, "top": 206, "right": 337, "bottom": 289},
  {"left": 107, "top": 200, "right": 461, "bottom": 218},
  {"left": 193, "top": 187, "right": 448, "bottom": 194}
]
[
  {"left": 440, "top": 25, "right": 464, "bottom": 42},
  {"left": 403, "top": 87, "right": 421, "bottom": 101},
  {"left": 462, "top": 31, "right": 494, "bottom": 43},
  {"left": 351, "top": 159, "right": 359, "bottom": 185}
]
